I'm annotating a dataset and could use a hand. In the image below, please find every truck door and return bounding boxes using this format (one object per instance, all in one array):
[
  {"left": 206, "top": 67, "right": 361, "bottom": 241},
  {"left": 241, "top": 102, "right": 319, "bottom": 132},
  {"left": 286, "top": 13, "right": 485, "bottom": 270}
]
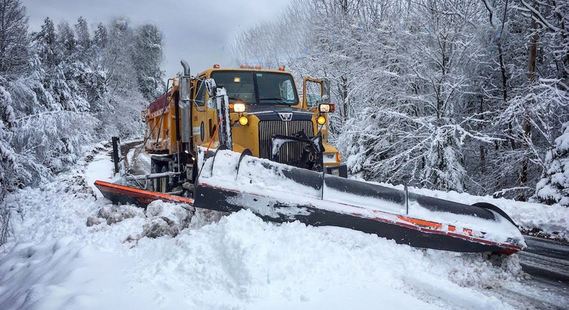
[
  {"left": 192, "top": 77, "right": 221, "bottom": 149},
  {"left": 192, "top": 78, "right": 209, "bottom": 147}
]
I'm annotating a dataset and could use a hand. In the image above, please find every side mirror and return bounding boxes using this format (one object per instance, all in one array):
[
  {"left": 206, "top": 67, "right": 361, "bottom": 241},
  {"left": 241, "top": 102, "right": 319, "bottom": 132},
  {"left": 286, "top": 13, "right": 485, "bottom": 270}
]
[
  {"left": 322, "top": 79, "right": 331, "bottom": 104},
  {"left": 303, "top": 77, "right": 331, "bottom": 109},
  {"left": 205, "top": 78, "right": 217, "bottom": 97}
]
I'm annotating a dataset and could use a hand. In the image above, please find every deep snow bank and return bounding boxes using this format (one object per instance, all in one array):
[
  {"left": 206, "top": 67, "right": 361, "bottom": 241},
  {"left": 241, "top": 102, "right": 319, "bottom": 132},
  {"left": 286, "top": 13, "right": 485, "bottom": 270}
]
[{"left": 1, "top": 144, "right": 568, "bottom": 310}]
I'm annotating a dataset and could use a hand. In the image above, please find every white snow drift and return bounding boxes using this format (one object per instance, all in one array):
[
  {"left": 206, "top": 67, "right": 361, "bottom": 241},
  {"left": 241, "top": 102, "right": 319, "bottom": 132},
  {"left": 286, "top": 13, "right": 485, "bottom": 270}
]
[{"left": 1, "top": 144, "right": 568, "bottom": 309}]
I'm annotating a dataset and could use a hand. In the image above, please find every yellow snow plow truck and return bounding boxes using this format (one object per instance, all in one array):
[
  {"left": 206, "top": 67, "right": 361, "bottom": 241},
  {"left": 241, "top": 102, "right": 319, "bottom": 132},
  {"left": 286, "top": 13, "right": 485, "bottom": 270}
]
[
  {"left": 95, "top": 60, "right": 525, "bottom": 254},
  {"left": 143, "top": 61, "right": 347, "bottom": 193}
]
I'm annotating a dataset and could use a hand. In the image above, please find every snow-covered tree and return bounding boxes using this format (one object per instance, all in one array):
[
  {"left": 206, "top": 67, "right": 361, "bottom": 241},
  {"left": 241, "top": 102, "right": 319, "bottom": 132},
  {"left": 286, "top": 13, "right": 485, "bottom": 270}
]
[
  {"left": 96, "top": 18, "right": 146, "bottom": 138},
  {"left": 132, "top": 23, "right": 165, "bottom": 100},
  {"left": 0, "top": 0, "right": 29, "bottom": 79},
  {"left": 35, "top": 17, "right": 59, "bottom": 69},
  {"left": 93, "top": 23, "right": 108, "bottom": 51},
  {"left": 57, "top": 21, "right": 76, "bottom": 57},
  {"left": 0, "top": 8, "right": 167, "bottom": 244},
  {"left": 536, "top": 122, "right": 569, "bottom": 206},
  {"left": 0, "top": 77, "right": 17, "bottom": 196},
  {"left": 487, "top": 0, "right": 569, "bottom": 200},
  {"left": 74, "top": 17, "right": 91, "bottom": 56},
  {"left": 0, "top": 0, "right": 28, "bottom": 202},
  {"left": 231, "top": 0, "right": 568, "bottom": 199}
]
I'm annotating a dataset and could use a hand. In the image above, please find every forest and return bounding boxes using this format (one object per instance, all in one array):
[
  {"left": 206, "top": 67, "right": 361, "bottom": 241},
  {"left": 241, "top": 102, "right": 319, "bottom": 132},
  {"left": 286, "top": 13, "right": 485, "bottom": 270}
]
[
  {"left": 233, "top": 0, "right": 569, "bottom": 205},
  {"left": 0, "top": 0, "right": 165, "bottom": 205},
  {"left": 0, "top": 0, "right": 567, "bottom": 219}
]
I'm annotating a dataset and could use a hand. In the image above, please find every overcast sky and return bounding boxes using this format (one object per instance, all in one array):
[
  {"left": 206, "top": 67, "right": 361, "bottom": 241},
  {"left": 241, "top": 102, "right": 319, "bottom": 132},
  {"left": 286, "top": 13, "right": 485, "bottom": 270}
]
[{"left": 21, "top": 0, "right": 292, "bottom": 78}]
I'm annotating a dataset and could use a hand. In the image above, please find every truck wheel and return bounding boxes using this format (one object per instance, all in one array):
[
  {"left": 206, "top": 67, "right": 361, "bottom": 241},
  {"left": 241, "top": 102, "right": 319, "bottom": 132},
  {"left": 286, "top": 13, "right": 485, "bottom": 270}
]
[
  {"left": 160, "top": 165, "right": 169, "bottom": 193},
  {"left": 151, "top": 157, "right": 161, "bottom": 173},
  {"left": 151, "top": 157, "right": 166, "bottom": 192}
]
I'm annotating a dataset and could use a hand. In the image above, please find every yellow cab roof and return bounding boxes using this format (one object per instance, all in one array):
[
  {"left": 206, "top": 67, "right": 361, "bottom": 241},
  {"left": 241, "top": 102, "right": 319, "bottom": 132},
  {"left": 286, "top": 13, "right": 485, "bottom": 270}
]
[{"left": 196, "top": 66, "right": 292, "bottom": 78}]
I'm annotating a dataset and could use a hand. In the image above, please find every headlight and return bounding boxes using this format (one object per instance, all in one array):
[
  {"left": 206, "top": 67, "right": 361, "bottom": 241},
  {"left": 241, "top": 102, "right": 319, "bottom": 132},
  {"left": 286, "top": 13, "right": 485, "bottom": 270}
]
[
  {"left": 317, "top": 116, "right": 326, "bottom": 125},
  {"left": 233, "top": 103, "right": 246, "bottom": 113},
  {"left": 319, "top": 104, "right": 330, "bottom": 113},
  {"left": 323, "top": 153, "right": 338, "bottom": 164},
  {"left": 319, "top": 103, "right": 335, "bottom": 113}
]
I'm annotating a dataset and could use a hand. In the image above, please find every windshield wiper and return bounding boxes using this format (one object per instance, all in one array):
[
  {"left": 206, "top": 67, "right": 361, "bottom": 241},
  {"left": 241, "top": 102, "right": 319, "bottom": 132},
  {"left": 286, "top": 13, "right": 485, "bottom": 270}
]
[
  {"left": 228, "top": 97, "right": 251, "bottom": 104},
  {"left": 259, "top": 97, "right": 290, "bottom": 104}
]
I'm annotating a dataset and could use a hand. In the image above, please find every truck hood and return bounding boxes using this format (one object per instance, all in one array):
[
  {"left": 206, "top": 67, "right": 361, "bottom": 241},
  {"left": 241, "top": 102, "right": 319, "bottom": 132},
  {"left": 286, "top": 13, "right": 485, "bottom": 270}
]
[{"left": 245, "top": 105, "right": 314, "bottom": 121}]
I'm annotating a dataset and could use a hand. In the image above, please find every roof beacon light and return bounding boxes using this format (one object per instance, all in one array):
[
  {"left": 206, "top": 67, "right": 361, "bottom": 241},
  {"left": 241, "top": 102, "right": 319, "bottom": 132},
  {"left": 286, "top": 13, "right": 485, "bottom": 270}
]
[
  {"left": 213, "top": 64, "right": 220, "bottom": 68},
  {"left": 278, "top": 66, "right": 285, "bottom": 71}
]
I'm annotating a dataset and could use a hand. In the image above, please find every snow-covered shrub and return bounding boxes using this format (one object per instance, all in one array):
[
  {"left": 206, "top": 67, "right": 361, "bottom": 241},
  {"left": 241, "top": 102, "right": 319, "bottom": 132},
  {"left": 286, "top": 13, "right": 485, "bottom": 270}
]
[{"left": 535, "top": 122, "right": 569, "bottom": 207}]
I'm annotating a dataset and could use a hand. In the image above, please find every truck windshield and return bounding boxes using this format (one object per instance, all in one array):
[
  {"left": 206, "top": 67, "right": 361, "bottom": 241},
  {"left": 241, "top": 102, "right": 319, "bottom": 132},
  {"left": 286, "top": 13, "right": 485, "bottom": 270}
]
[{"left": 210, "top": 71, "right": 299, "bottom": 105}]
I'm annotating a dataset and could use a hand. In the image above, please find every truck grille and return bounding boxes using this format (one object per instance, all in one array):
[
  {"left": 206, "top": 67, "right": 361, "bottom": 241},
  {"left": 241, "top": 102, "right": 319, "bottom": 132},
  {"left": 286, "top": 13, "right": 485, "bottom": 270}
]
[{"left": 259, "top": 120, "right": 314, "bottom": 163}]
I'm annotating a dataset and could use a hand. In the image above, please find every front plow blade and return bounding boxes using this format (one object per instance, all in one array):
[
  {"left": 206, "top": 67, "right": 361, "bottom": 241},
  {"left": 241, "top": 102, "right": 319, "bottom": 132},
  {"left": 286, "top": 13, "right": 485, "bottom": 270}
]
[
  {"left": 194, "top": 150, "right": 525, "bottom": 254},
  {"left": 94, "top": 180, "right": 194, "bottom": 208}
]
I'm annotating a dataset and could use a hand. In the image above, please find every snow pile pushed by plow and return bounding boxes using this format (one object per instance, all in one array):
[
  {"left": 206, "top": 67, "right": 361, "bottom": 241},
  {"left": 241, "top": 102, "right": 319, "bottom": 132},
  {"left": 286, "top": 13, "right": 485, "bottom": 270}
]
[
  {"left": 1, "top": 144, "right": 568, "bottom": 309},
  {"left": 87, "top": 201, "right": 193, "bottom": 239}
]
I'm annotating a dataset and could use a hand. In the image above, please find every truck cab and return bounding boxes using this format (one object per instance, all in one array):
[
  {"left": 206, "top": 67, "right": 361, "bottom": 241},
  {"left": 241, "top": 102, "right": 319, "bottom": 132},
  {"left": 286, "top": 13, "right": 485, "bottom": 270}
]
[{"left": 144, "top": 63, "right": 346, "bottom": 193}]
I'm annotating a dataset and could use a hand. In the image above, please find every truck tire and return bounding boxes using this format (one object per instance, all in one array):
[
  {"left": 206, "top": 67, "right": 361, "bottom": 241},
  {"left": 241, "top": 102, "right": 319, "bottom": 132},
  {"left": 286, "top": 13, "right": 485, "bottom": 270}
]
[{"left": 151, "top": 157, "right": 169, "bottom": 192}]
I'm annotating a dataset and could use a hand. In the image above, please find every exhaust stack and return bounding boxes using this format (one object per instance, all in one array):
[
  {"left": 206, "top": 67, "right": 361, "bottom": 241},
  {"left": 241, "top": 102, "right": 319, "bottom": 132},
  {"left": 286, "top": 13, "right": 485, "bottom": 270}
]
[{"left": 179, "top": 60, "right": 192, "bottom": 145}]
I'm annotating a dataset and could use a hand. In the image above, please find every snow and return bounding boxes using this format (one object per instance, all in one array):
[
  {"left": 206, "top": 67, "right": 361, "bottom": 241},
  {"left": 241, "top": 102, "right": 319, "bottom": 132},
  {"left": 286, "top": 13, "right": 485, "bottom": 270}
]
[
  {"left": 85, "top": 148, "right": 115, "bottom": 199},
  {"left": 1, "top": 145, "right": 568, "bottom": 309}
]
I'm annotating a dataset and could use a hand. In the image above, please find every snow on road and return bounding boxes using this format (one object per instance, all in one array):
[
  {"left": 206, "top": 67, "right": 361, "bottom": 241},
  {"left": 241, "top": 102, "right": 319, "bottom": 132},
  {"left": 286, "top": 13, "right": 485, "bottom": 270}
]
[{"left": 1, "top": 144, "right": 568, "bottom": 309}]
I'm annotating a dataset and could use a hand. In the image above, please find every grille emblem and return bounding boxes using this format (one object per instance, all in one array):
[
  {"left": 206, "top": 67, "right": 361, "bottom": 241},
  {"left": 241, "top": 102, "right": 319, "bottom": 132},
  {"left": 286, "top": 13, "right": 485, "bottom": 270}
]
[{"left": 278, "top": 113, "right": 293, "bottom": 122}]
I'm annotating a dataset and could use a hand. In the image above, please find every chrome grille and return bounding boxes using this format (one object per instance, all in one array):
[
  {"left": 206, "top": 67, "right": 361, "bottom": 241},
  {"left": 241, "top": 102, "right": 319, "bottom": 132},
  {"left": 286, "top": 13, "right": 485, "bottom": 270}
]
[{"left": 259, "top": 120, "right": 314, "bottom": 163}]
